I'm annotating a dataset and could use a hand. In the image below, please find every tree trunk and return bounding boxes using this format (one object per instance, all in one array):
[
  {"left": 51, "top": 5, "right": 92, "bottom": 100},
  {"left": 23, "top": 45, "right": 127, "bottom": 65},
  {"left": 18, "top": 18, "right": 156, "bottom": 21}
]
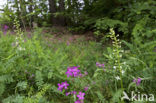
[
  {"left": 58, "top": 0, "right": 65, "bottom": 26},
  {"left": 48, "top": 0, "right": 57, "bottom": 25},
  {"left": 28, "top": 0, "right": 33, "bottom": 28}
]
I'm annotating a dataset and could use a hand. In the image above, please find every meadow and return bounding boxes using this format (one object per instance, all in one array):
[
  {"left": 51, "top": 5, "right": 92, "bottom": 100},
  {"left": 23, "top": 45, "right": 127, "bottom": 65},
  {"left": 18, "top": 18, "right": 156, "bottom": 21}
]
[
  {"left": 0, "top": 26, "right": 156, "bottom": 103},
  {"left": 0, "top": 0, "right": 156, "bottom": 102}
]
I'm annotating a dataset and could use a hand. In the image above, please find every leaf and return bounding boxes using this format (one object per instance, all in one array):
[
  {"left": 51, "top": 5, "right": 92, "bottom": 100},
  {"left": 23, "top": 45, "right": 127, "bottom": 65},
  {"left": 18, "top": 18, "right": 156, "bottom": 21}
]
[
  {"left": 0, "top": 83, "right": 5, "bottom": 96},
  {"left": 16, "top": 81, "right": 27, "bottom": 91},
  {"left": 128, "top": 82, "right": 136, "bottom": 91},
  {"left": 48, "top": 72, "right": 53, "bottom": 79},
  {"left": 35, "top": 70, "right": 44, "bottom": 89},
  {"left": 111, "top": 89, "right": 124, "bottom": 103}
]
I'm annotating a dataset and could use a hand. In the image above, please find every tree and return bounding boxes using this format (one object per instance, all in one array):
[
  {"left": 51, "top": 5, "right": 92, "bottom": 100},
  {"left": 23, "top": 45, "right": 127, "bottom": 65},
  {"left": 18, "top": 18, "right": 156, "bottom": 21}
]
[
  {"left": 48, "top": 0, "right": 57, "bottom": 25},
  {"left": 28, "top": 0, "right": 33, "bottom": 27},
  {"left": 58, "top": 0, "right": 66, "bottom": 26}
]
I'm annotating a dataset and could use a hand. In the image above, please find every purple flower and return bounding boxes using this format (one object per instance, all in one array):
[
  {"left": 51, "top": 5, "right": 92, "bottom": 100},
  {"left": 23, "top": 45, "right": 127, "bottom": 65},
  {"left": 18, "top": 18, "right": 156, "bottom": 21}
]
[
  {"left": 31, "top": 74, "right": 35, "bottom": 77},
  {"left": 58, "top": 81, "right": 69, "bottom": 91},
  {"left": 136, "top": 78, "right": 141, "bottom": 85},
  {"left": 3, "top": 31, "right": 7, "bottom": 35},
  {"left": 62, "top": 81, "right": 69, "bottom": 89},
  {"left": 79, "top": 73, "right": 83, "bottom": 77},
  {"left": 96, "top": 62, "right": 100, "bottom": 66},
  {"left": 84, "top": 86, "right": 89, "bottom": 91},
  {"left": 4, "top": 25, "right": 9, "bottom": 31},
  {"left": 71, "top": 91, "right": 77, "bottom": 95},
  {"left": 77, "top": 92, "right": 85, "bottom": 100},
  {"left": 84, "top": 71, "right": 88, "bottom": 75},
  {"left": 66, "top": 66, "right": 81, "bottom": 77},
  {"left": 65, "top": 92, "right": 70, "bottom": 96},
  {"left": 66, "top": 68, "right": 73, "bottom": 77},
  {"left": 75, "top": 100, "right": 81, "bottom": 103},
  {"left": 133, "top": 78, "right": 142, "bottom": 86},
  {"left": 67, "top": 41, "right": 70, "bottom": 46},
  {"left": 96, "top": 62, "right": 105, "bottom": 68},
  {"left": 58, "top": 83, "right": 63, "bottom": 91},
  {"left": 133, "top": 79, "right": 136, "bottom": 83}
]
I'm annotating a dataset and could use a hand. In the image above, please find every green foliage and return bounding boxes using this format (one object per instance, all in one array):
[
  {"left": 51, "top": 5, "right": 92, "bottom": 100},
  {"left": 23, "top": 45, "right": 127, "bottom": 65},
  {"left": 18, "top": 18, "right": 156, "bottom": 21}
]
[
  {"left": 0, "top": 27, "right": 105, "bottom": 102},
  {"left": 94, "top": 17, "right": 128, "bottom": 42},
  {"left": 0, "top": 0, "right": 156, "bottom": 102},
  {"left": 0, "top": 5, "right": 16, "bottom": 25}
]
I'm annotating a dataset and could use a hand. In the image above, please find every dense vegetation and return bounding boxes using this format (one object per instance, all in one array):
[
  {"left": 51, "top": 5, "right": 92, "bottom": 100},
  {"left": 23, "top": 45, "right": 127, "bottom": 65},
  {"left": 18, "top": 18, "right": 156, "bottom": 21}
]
[{"left": 0, "top": 0, "right": 156, "bottom": 103}]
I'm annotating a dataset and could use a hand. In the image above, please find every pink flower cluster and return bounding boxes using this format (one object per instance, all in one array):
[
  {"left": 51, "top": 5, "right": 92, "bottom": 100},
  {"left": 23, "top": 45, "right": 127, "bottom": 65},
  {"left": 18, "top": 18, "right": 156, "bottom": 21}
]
[
  {"left": 58, "top": 66, "right": 88, "bottom": 103},
  {"left": 66, "top": 66, "right": 80, "bottom": 77},
  {"left": 75, "top": 92, "right": 85, "bottom": 103},
  {"left": 66, "top": 66, "right": 88, "bottom": 77},
  {"left": 58, "top": 81, "right": 69, "bottom": 91},
  {"left": 66, "top": 91, "right": 85, "bottom": 103}
]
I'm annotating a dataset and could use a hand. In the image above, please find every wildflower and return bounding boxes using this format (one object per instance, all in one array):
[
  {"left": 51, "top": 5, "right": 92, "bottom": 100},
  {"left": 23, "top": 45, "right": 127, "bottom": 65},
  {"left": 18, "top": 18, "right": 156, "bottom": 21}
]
[
  {"left": 71, "top": 91, "right": 77, "bottom": 95},
  {"left": 3, "top": 25, "right": 9, "bottom": 35},
  {"left": 115, "top": 76, "right": 120, "bottom": 81},
  {"left": 66, "top": 66, "right": 81, "bottom": 77},
  {"left": 66, "top": 92, "right": 70, "bottom": 96},
  {"left": 17, "top": 46, "right": 25, "bottom": 51},
  {"left": 66, "top": 68, "right": 73, "bottom": 77},
  {"left": 67, "top": 41, "right": 70, "bottom": 46},
  {"left": 4, "top": 25, "right": 9, "bottom": 30},
  {"left": 133, "top": 78, "right": 142, "bottom": 86},
  {"left": 58, "top": 81, "right": 69, "bottom": 91},
  {"left": 75, "top": 100, "right": 81, "bottom": 103},
  {"left": 18, "top": 47, "right": 22, "bottom": 51},
  {"left": 58, "top": 83, "right": 63, "bottom": 91},
  {"left": 84, "top": 86, "right": 89, "bottom": 91},
  {"left": 113, "top": 66, "right": 116, "bottom": 69},
  {"left": 96, "top": 62, "right": 100, "bottom": 66},
  {"left": 96, "top": 62, "right": 105, "bottom": 68},
  {"left": 62, "top": 81, "right": 69, "bottom": 89},
  {"left": 123, "top": 62, "right": 126, "bottom": 65},
  {"left": 121, "top": 70, "right": 125, "bottom": 75},
  {"left": 84, "top": 71, "right": 88, "bottom": 75},
  {"left": 77, "top": 92, "right": 85, "bottom": 100},
  {"left": 79, "top": 73, "right": 83, "bottom": 77}
]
